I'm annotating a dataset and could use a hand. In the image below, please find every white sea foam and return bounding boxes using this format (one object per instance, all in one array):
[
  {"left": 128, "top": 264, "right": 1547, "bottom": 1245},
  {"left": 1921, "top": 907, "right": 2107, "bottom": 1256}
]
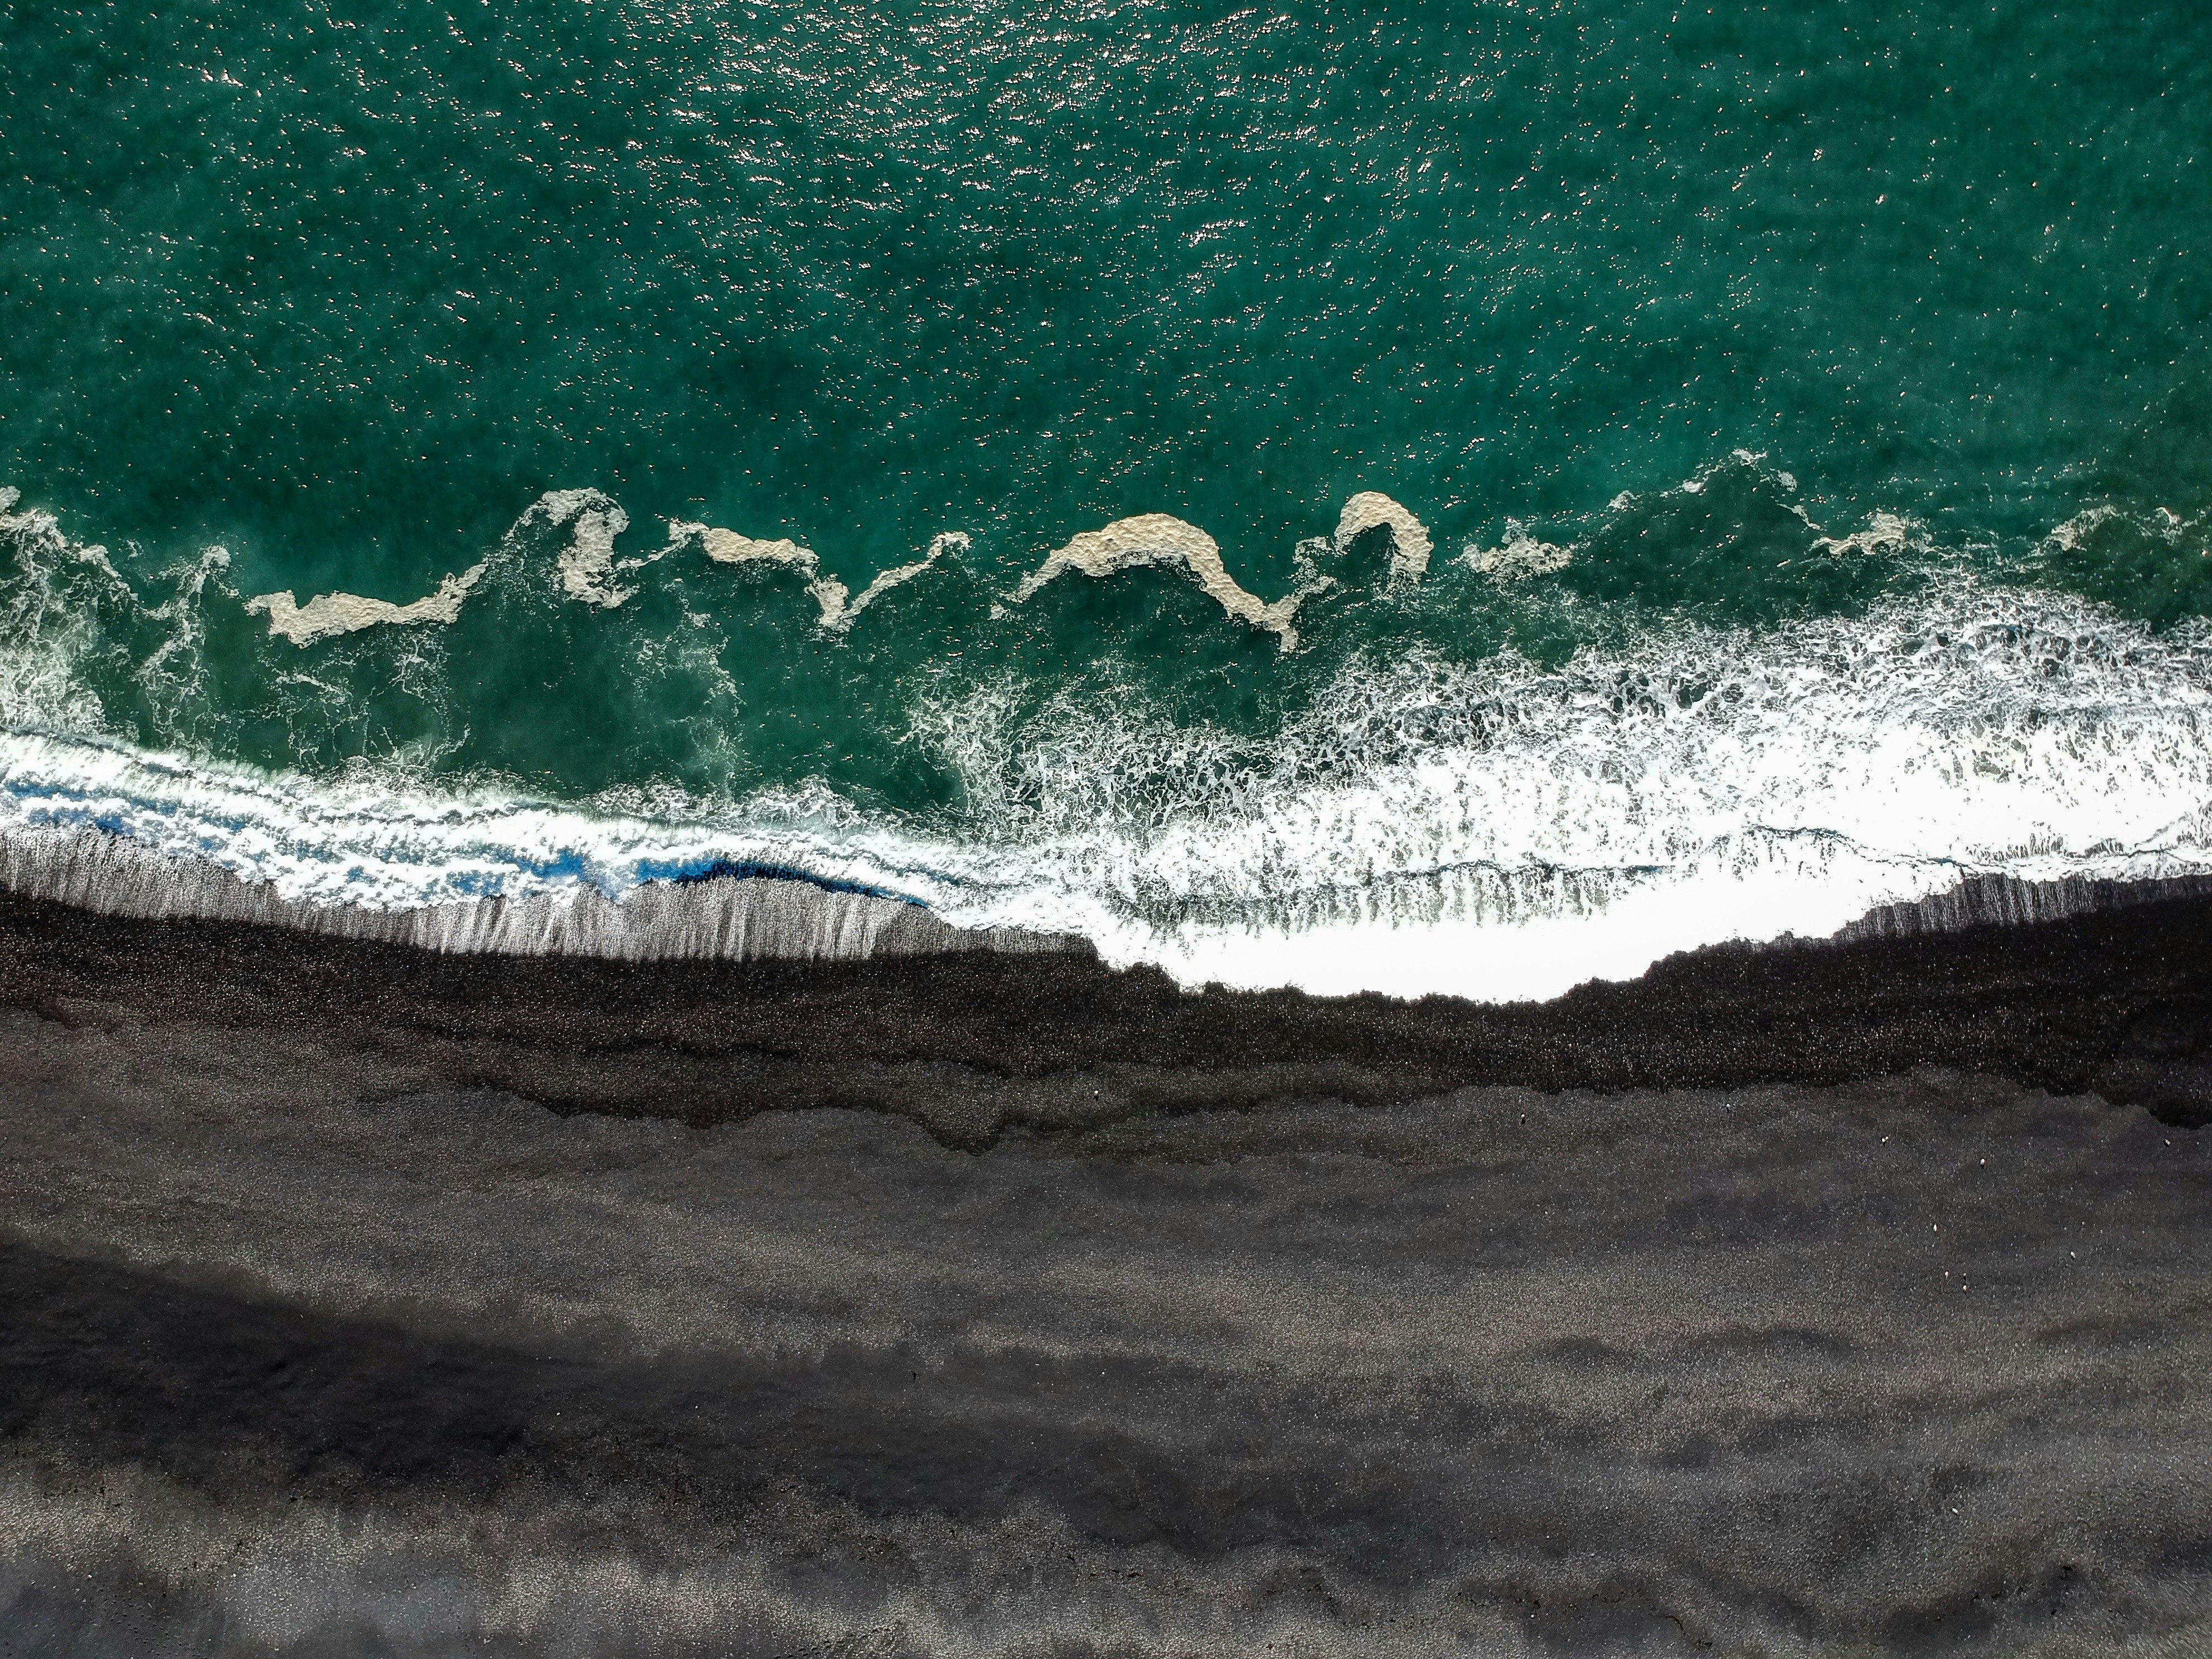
[
  {"left": 1332, "top": 493, "right": 1432, "bottom": 583},
  {"left": 1461, "top": 520, "right": 1573, "bottom": 580},
  {"left": 1011, "top": 513, "right": 1314, "bottom": 650},
  {"left": 1009, "top": 494, "right": 1432, "bottom": 650},
  {"left": 246, "top": 564, "right": 489, "bottom": 646},
  {"left": 530, "top": 488, "right": 639, "bottom": 608},
  {"left": 4, "top": 575, "right": 2208, "bottom": 999},
  {"left": 0, "top": 489, "right": 142, "bottom": 734},
  {"left": 671, "top": 522, "right": 969, "bottom": 632},
  {"left": 684, "top": 527, "right": 821, "bottom": 579},
  {"left": 11, "top": 473, "right": 2212, "bottom": 999},
  {"left": 1810, "top": 510, "right": 1918, "bottom": 557},
  {"left": 840, "top": 532, "right": 969, "bottom": 627},
  {"left": 907, "top": 576, "right": 2212, "bottom": 998},
  {"left": 53, "top": 484, "right": 634, "bottom": 648},
  {"left": 2041, "top": 503, "right": 2201, "bottom": 555},
  {"left": 217, "top": 481, "right": 1443, "bottom": 650},
  {"left": 230, "top": 487, "right": 972, "bottom": 636},
  {"left": 2044, "top": 505, "right": 2125, "bottom": 552}
]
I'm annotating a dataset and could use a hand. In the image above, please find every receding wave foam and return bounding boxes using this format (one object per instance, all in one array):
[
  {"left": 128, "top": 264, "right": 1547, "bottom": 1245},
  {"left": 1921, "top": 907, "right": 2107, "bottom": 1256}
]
[{"left": 904, "top": 576, "right": 2212, "bottom": 997}]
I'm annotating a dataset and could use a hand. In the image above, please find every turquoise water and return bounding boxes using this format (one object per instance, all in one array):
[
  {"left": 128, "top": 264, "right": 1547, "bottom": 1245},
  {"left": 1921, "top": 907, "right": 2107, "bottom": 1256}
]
[{"left": 4, "top": 1, "right": 2212, "bottom": 995}]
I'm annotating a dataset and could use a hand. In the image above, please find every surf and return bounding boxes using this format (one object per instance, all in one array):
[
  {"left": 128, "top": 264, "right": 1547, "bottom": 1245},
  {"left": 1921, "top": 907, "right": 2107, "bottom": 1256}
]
[{"left": 7, "top": 549, "right": 2212, "bottom": 1000}]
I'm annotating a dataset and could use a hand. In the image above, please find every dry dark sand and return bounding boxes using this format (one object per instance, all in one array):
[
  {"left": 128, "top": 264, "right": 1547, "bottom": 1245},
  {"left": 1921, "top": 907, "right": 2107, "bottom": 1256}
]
[{"left": 1, "top": 890, "right": 2209, "bottom": 1655}]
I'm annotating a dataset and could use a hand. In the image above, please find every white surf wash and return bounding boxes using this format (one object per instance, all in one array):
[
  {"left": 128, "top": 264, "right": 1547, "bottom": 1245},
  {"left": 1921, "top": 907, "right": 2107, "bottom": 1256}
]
[
  {"left": 5, "top": 577, "right": 2212, "bottom": 995},
  {"left": 908, "top": 576, "right": 2212, "bottom": 998},
  {"left": 0, "top": 487, "right": 142, "bottom": 733}
]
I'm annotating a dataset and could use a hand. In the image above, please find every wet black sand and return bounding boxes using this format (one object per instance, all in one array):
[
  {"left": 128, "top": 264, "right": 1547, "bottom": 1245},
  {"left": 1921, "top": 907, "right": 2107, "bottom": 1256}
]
[{"left": 1, "top": 890, "right": 2210, "bottom": 1653}]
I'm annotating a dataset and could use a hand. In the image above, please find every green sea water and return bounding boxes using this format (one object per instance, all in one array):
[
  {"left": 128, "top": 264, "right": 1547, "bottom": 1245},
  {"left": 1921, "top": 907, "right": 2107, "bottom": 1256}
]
[{"left": 4, "top": 1, "right": 2211, "bottom": 993}]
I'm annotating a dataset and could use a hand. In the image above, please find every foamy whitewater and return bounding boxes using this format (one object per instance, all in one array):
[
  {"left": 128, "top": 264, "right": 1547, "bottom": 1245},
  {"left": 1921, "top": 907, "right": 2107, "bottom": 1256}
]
[{"left": 7, "top": 496, "right": 2212, "bottom": 1000}]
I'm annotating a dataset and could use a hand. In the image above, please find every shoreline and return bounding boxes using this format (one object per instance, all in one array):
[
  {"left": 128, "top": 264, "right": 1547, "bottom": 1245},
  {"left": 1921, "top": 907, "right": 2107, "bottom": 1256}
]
[
  {"left": 0, "top": 826, "right": 1078, "bottom": 962},
  {"left": 12, "top": 824, "right": 2212, "bottom": 982},
  {"left": 5, "top": 862, "right": 2211, "bottom": 1142}
]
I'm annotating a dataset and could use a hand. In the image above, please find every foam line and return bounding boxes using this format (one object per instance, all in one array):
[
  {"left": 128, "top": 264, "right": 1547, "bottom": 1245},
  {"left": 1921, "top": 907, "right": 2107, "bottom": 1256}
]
[
  {"left": 226, "top": 486, "right": 639, "bottom": 639},
  {"left": 1011, "top": 513, "right": 1317, "bottom": 650},
  {"left": 1810, "top": 511, "right": 1917, "bottom": 558},
  {"left": 217, "top": 481, "right": 1430, "bottom": 647},
  {"left": 1461, "top": 520, "right": 1573, "bottom": 580},
  {"left": 1332, "top": 492, "right": 1432, "bottom": 582},
  {"left": 530, "top": 488, "right": 638, "bottom": 608},
  {"left": 837, "top": 531, "right": 970, "bottom": 628},
  {"left": 671, "top": 523, "right": 968, "bottom": 632},
  {"left": 1010, "top": 494, "right": 1432, "bottom": 649},
  {"left": 246, "top": 564, "right": 489, "bottom": 646}
]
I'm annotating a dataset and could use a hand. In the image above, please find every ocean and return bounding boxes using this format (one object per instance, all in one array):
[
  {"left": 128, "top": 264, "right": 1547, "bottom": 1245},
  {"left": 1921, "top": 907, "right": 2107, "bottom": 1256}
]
[
  {"left": 7, "top": 0, "right": 2210, "bottom": 997},
  {"left": 9, "top": 8, "right": 2212, "bottom": 1654}
]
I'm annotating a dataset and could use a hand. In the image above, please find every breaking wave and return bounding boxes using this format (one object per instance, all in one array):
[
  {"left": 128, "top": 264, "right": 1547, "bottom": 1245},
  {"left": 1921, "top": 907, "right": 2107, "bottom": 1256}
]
[
  {"left": 5, "top": 546, "right": 2212, "bottom": 997},
  {"left": 898, "top": 578, "right": 2212, "bottom": 996}
]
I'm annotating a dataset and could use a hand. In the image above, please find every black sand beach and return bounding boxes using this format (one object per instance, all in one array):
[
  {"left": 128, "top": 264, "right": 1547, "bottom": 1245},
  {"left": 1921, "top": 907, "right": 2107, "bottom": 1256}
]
[{"left": 2, "top": 889, "right": 2210, "bottom": 1653}]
